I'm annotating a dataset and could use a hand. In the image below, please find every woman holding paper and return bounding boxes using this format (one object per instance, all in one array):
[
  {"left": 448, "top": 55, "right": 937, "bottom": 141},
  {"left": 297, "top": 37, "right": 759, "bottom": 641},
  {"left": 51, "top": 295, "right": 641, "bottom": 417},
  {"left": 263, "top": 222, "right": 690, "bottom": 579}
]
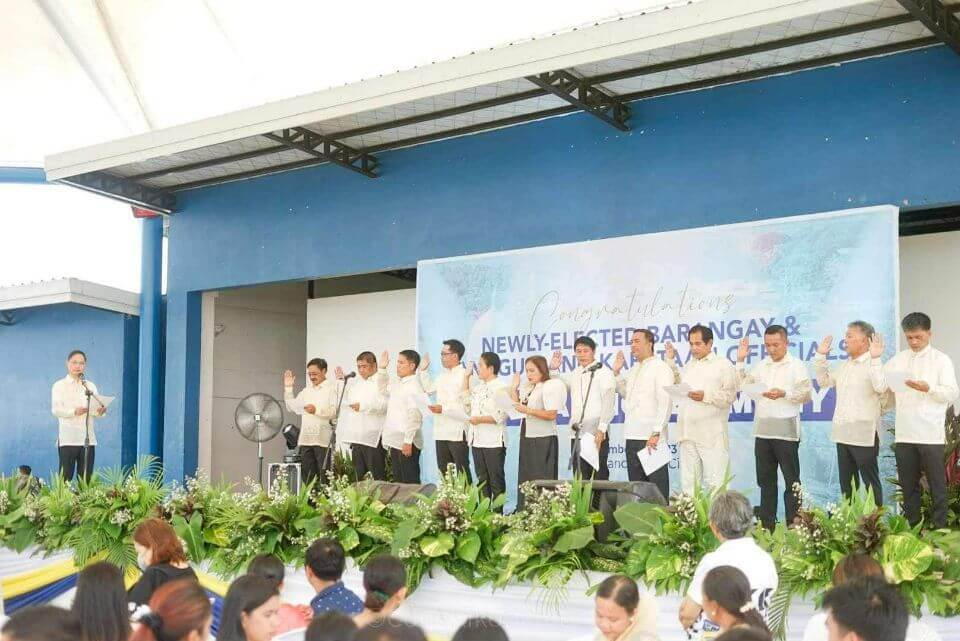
[{"left": 510, "top": 355, "right": 566, "bottom": 507}]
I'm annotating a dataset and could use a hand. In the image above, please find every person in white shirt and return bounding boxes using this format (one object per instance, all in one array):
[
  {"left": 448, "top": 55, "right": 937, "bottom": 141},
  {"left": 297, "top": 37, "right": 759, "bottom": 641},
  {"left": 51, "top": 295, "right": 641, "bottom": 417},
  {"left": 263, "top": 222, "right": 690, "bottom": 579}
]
[
  {"left": 665, "top": 325, "right": 738, "bottom": 494},
  {"left": 51, "top": 349, "right": 107, "bottom": 482},
  {"left": 821, "top": 576, "right": 911, "bottom": 641},
  {"left": 509, "top": 354, "right": 566, "bottom": 509},
  {"left": 803, "top": 553, "right": 939, "bottom": 641},
  {"left": 679, "top": 491, "right": 778, "bottom": 637},
  {"left": 884, "top": 312, "right": 959, "bottom": 529},
  {"left": 420, "top": 339, "right": 473, "bottom": 481},
  {"left": 465, "top": 352, "right": 509, "bottom": 508},
  {"left": 613, "top": 329, "right": 674, "bottom": 500},
  {"left": 736, "top": 325, "right": 812, "bottom": 530},
  {"left": 814, "top": 321, "right": 887, "bottom": 506},
  {"left": 284, "top": 358, "right": 338, "bottom": 487},
  {"left": 381, "top": 349, "right": 425, "bottom": 484},
  {"left": 337, "top": 351, "right": 389, "bottom": 482},
  {"left": 550, "top": 335, "right": 617, "bottom": 479}
]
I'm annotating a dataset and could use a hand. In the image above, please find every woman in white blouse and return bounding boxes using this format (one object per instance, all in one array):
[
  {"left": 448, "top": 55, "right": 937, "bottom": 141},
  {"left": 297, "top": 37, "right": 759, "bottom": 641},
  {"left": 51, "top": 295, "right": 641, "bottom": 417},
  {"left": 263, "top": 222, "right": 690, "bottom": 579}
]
[{"left": 510, "top": 355, "right": 567, "bottom": 508}]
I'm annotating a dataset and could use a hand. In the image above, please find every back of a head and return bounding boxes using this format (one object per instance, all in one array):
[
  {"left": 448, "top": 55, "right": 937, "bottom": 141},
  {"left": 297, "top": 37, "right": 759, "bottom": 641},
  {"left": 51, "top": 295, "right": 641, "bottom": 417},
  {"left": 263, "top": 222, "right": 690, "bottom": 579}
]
[
  {"left": 595, "top": 574, "right": 640, "bottom": 616},
  {"left": 305, "top": 611, "right": 358, "bottom": 641},
  {"left": 362, "top": 555, "right": 407, "bottom": 612},
  {"left": 1, "top": 606, "right": 80, "bottom": 641},
  {"left": 130, "top": 579, "right": 212, "bottom": 641},
  {"left": 306, "top": 538, "right": 347, "bottom": 582},
  {"left": 451, "top": 617, "right": 510, "bottom": 641},
  {"left": 73, "top": 561, "right": 132, "bottom": 641},
  {"left": 133, "top": 517, "right": 187, "bottom": 565},
  {"left": 219, "top": 574, "right": 280, "bottom": 641},
  {"left": 248, "top": 554, "right": 285, "bottom": 587},
  {"left": 709, "top": 491, "right": 754, "bottom": 540},
  {"left": 822, "top": 576, "right": 908, "bottom": 641},
  {"left": 832, "top": 553, "right": 884, "bottom": 586},
  {"left": 715, "top": 625, "right": 773, "bottom": 641},
  {"left": 353, "top": 619, "right": 427, "bottom": 641},
  {"left": 702, "top": 566, "right": 770, "bottom": 635}
]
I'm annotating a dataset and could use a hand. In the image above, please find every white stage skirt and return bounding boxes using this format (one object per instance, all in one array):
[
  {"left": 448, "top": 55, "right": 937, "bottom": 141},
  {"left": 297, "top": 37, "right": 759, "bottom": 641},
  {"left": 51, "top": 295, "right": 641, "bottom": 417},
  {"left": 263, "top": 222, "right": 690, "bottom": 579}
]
[{"left": 1, "top": 549, "right": 953, "bottom": 641}]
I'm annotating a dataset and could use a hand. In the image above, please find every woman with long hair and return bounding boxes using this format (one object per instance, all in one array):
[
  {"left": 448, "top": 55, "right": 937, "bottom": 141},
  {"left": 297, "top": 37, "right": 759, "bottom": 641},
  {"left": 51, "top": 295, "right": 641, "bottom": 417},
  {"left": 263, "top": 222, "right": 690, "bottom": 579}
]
[
  {"left": 593, "top": 574, "right": 658, "bottom": 641},
  {"left": 353, "top": 555, "right": 408, "bottom": 629},
  {"left": 217, "top": 574, "right": 281, "bottom": 641},
  {"left": 701, "top": 566, "right": 772, "bottom": 636},
  {"left": 128, "top": 518, "right": 198, "bottom": 607},
  {"left": 73, "top": 561, "right": 131, "bottom": 641},
  {"left": 129, "top": 580, "right": 212, "bottom": 641},
  {"left": 509, "top": 355, "right": 566, "bottom": 509},
  {"left": 246, "top": 553, "right": 312, "bottom": 634}
]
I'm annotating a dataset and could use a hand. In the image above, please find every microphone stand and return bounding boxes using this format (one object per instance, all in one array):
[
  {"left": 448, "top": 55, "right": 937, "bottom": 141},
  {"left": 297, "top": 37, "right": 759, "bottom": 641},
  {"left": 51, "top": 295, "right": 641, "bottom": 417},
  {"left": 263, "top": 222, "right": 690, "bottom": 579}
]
[
  {"left": 79, "top": 376, "right": 106, "bottom": 483},
  {"left": 321, "top": 377, "right": 352, "bottom": 483},
  {"left": 569, "top": 366, "right": 598, "bottom": 478},
  {"left": 82, "top": 382, "right": 93, "bottom": 483}
]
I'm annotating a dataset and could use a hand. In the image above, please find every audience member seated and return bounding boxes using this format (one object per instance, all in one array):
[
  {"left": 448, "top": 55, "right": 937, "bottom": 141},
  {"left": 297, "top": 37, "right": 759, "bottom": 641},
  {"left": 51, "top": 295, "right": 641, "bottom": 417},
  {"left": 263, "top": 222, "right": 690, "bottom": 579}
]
[
  {"left": 304, "top": 611, "right": 359, "bottom": 641},
  {"left": 130, "top": 579, "right": 212, "bottom": 641},
  {"left": 1, "top": 605, "right": 80, "bottom": 641},
  {"left": 73, "top": 561, "right": 132, "bottom": 641},
  {"left": 701, "top": 566, "right": 772, "bottom": 638},
  {"left": 451, "top": 617, "right": 510, "bottom": 641},
  {"left": 353, "top": 555, "right": 408, "bottom": 629},
  {"left": 128, "top": 518, "right": 198, "bottom": 607},
  {"left": 716, "top": 627, "right": 777, "bottom": 641},
  {"left": 353, "top": 619, "right": 427, "bottom": 641},
  {"left": 247, "top": 553, "right": 313, "bottom": 634},
  {"left": 218, "top": 574, "right": 281, "bottom": 641},
  {"left": 679, "top": 491, "right": 778, "bottom": 635},
  {"left": 821, "top": 576, "right": 909, "bottom": 641},
  {"left": 593, "top": 574, "right": 658, "bottom": 641},
  {"left": 802, "top": 554, "right": 940, "bottom": 641},
  {"left": 307, "top": 538, "right": 363, "bottom": 616}
]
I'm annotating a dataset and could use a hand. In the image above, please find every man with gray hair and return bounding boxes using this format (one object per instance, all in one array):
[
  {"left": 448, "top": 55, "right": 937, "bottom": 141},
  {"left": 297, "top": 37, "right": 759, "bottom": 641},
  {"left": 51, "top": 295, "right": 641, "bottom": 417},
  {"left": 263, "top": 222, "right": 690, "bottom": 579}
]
[
  {"left": 679, "top": 490, "right": 779, "bottom": 635},
  {"left": 814, "top": 321, "right": 887, "bottom": 506}
]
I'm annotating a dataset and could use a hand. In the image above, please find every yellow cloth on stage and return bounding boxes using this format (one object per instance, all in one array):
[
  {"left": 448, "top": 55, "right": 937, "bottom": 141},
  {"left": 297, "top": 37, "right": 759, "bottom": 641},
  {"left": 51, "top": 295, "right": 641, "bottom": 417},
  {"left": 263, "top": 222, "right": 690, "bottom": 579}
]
[{"left": 1, "top": 558, "right": 77, "bottom": 599}]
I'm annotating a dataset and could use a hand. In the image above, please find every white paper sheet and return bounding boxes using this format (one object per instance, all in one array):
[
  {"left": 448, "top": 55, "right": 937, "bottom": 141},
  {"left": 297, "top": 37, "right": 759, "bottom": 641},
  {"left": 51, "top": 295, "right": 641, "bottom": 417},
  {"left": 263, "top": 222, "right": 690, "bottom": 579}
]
[
  {"left": 285, "top": 397, "right": 306, "bottom": 414},
  {"left": 441, "top": 405, "right": 470, "bottom": 422},
  {"left": 885, "top": 370, "right": 911, "bottom": 394},
  {"left": 638, "top": 444, "right": 671, "bottom": 475},
  {"left": 663, "top": 383, "right": 692, "bottom": 400},
  {"left": 90, "top": 395, "right": 114, "bottom": 413},
  {"left": 740, "top": 382, "right": 768, "bottom": 400},
  {"left": 493, "top": 391, "right": 524, "bottom": 421},
  {"left": 410, "top": 392, "right": 432, "bottom": 416},
  {"left": 579, "top": 432, "right": 600, "bottom": 470}
]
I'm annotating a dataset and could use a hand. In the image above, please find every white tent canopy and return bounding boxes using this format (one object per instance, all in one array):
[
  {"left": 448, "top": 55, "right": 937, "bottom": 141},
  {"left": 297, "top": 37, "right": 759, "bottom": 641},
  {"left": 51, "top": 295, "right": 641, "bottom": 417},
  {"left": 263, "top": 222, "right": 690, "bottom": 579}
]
[{"left": 1, "top": 0, "right": 701, "bottom": 167}]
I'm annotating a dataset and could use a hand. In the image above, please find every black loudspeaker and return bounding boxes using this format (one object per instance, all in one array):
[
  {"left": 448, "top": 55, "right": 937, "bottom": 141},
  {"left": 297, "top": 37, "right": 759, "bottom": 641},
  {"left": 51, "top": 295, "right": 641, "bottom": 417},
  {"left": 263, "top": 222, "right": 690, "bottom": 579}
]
[
  {"left": 356, "top": 481, "right": 436, "bottom": 506},
  {"left": 532, "top": 480, "right": 666, "bottom": 542}
]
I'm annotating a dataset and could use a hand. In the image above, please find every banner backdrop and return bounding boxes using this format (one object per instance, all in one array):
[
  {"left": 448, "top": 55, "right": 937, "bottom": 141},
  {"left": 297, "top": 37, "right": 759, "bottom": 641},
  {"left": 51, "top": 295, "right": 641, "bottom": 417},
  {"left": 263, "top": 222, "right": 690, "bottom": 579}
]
[{"left": 416, "top": 206, "right": 900, "bottom": 510}]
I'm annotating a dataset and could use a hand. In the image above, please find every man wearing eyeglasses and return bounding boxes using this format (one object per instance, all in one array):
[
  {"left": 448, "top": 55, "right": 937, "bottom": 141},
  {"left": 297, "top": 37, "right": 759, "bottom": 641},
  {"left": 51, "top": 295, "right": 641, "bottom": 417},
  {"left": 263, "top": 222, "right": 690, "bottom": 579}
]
[{"left": 420, "top": 339, "right": 474, "bottom": 480}]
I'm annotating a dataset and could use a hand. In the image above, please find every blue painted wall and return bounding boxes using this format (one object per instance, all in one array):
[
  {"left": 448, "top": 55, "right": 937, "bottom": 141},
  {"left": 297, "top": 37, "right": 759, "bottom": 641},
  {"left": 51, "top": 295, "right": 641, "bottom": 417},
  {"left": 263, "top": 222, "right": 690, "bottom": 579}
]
[
  {"left": 162, "top": 46, "right": 960, "bottom": 480},
  {"left": 0, "top": 303, "right": 139, "bottom": 479}
]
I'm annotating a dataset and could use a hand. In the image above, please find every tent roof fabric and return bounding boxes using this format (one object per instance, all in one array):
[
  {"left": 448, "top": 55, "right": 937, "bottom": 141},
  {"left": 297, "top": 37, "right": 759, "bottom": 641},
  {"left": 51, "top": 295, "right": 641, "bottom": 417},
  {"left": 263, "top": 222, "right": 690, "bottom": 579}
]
[{"left": 43, "top": 0, "right": 958, "bottom": 213}]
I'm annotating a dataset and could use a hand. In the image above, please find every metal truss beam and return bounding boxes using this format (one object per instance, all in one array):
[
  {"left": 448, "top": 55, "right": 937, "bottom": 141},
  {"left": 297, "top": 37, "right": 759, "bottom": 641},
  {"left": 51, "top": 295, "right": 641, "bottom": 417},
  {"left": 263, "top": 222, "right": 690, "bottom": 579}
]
[
  {"left": 126, "top": 144, "right": 290, "bottom": 180},
  {"left": 525, "top": 69, "right": 630, "bottom": 131},
  {"left": 262, "top": 127, "right": 379, "bottom": 178},
  {"left": 897, "top": 0, "right": 960, "bottom": 55},
  {"left": 149, "top": 7, "right": 960, "bottom": 187},
  {"left": 60, "top": 171, "right": 176, "bottom": 213}
]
